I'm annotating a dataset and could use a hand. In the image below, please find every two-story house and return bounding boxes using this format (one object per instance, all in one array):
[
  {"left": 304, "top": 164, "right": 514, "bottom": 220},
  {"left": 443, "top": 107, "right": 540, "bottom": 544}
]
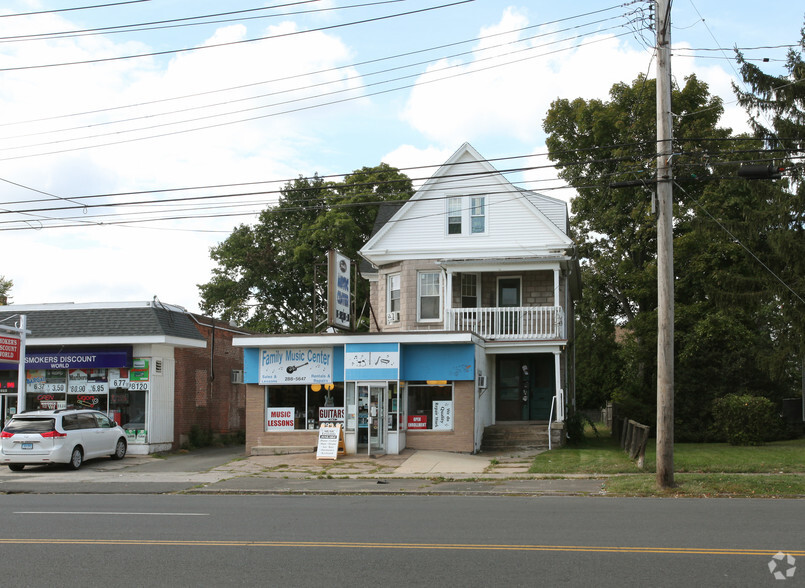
[{"left": 235, "top": 143, "right": 579, "bottom": 455}]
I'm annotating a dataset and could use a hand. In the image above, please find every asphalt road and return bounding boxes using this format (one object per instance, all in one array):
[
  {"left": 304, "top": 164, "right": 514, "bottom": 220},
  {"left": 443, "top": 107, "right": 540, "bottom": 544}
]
[{"left": 0, "top": 493, "right": 802, "bottom": 587}]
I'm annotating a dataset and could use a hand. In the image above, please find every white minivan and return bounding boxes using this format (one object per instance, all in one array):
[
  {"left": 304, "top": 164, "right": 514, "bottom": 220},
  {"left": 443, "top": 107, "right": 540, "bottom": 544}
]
[{"left": 1, "top": 409, "right": 127, "bottom": 471}]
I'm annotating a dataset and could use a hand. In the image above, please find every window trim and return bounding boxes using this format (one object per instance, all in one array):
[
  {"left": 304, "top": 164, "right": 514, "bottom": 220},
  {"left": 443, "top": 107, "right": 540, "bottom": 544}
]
[
  {"left": 417, "top": 271, "right": 443, "bottom": 322},
  {"left": 460, "top": 273, "right": 480, "bottom": 308},
  {"left": 470, "top": 196, "right": 486, "bottom": 234},
  {"left": 447, "top": 197, "right": 462, "bottom": 235}
]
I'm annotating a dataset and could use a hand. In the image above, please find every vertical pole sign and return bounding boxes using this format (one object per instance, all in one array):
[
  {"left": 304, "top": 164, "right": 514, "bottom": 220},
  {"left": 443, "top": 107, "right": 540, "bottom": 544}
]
[
  {"left": 0, "top": 314, "right": 28, "bottom": 412},
  {"left": 327, "top": 249, "right": 352, "bottom": 330}
]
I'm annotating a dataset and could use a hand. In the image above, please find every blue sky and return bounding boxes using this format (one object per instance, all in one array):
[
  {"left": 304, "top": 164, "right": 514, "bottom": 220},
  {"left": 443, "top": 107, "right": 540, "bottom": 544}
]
[{"left": 0, "top": 0, "right": 803, "bottom": 312}]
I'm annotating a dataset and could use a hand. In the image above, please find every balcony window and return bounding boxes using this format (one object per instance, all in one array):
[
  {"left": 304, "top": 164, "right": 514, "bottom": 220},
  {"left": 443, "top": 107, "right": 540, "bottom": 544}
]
[
  {"left": 417, "top": 271, "right": 442, "bottom": 321},
  {"left": 460, "top": 273, "right": 478, "bottom": 308}
]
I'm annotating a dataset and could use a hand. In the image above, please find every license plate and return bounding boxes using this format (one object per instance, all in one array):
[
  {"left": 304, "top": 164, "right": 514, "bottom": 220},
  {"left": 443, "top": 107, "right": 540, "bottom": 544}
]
[{"left": 21, "top": 442, "right": 33, "bottom": 450}]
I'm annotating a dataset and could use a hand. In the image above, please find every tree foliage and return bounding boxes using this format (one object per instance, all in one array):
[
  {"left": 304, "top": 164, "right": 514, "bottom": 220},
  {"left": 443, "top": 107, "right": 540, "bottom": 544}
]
[
  {"left": 544, "top": 70, "right": 802, "bottom": 439},
  {"left": 0, "top": 276, "right": 12, "bottom": 304},
  {"left": 197, "top": 164, "right": 413, "bottom": 332}
]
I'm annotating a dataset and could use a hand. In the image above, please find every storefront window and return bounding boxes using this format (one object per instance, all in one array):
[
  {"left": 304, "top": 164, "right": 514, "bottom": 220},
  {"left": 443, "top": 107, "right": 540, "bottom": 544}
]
[
  {"left": 406, "top": 382, "right": 453, "bottom": 431},
  {"left": 265, "top": 384, "right": 345, "bottom": 431}
]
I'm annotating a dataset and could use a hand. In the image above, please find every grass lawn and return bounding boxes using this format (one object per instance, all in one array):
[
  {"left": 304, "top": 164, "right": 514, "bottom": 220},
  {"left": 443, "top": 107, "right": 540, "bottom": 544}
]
[{"left": 529, "top": 427, "right": 805, "bottom": 497}]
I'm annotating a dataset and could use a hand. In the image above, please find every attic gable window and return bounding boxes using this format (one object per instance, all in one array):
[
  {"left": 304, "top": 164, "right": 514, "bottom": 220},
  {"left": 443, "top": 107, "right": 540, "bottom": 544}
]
[
  {"left": 447, "top": 197, "right": 462, "bottom": 234},
  {"left": 470, "top": 196, "right": 485, "bottom": 233}
]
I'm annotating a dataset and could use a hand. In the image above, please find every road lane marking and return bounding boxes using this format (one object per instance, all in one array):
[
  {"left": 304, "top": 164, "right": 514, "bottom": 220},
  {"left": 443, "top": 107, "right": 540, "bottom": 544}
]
[
  {"left": 0, "top": 538, "right": 800, "bottom": 556},
  {"left": 14, "top": 512, "right": 208, "bottom": 516}
]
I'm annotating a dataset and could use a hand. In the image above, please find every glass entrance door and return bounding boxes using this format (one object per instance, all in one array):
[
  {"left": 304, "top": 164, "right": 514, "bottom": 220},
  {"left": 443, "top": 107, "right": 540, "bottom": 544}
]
[
  {"left": 357, "top": 383, "right": 386, "bottom": 455},
  {"left": 368, "top": 384, "right": 385, "bottom": 455}
]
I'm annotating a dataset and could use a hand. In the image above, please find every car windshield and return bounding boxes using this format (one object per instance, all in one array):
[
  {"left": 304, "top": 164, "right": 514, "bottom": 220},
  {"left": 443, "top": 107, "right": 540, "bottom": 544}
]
[{"left": 4, "top": 418, "right": 56, "bottom": 434}]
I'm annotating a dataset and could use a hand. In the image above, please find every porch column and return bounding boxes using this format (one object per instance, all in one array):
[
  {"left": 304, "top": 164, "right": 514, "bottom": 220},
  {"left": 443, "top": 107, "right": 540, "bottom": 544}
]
[
  {"left": 554, "top": 350, "right": 564, "bottom": 421},
  {"left": 553, "top": 268, "right": 561, "bottom": 339},
  {"left": 444, "top": 269, "right": 452, "bottom": 330}
]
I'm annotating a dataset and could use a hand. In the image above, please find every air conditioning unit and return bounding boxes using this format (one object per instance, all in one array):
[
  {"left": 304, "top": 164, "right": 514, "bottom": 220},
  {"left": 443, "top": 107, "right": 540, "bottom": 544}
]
[
  {"left": 477, "top": 375, "right": 487, "bottom": 389},
  {"left": 386, "top": 311, "right": 400, "bottom": 323},
  {"left": 230, "top": 369, "right": 244, "bottom": 384}
]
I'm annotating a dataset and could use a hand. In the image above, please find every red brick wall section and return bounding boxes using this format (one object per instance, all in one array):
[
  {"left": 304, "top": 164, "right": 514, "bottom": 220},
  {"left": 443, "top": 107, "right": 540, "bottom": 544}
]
[{"left": 174, "top": 316, "right": 247, "bottom": 449}]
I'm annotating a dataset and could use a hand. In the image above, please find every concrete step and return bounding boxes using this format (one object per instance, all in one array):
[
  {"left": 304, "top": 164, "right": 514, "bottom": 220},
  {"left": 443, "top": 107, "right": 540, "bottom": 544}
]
[{"left": 481, "top": 424, "right": 551, "bottom": 450}]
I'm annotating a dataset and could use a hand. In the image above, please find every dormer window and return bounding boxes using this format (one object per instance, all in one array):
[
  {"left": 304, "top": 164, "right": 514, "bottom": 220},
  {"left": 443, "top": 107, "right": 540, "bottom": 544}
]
[{"left": 446, "top": 195, "right": 486, "bottom": 235}]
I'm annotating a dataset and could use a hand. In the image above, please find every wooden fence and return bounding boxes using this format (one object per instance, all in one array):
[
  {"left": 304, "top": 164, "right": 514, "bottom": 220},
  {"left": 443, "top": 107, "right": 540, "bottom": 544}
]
[{"left": 620, "top": 418, "right": 650, "bottom": 469}]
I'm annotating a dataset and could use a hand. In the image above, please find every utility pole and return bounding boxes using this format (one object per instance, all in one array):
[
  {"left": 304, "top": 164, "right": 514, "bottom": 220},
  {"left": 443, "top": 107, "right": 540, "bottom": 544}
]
[{"left": 655, "top": 0, "right": 674, "bottom": 489}]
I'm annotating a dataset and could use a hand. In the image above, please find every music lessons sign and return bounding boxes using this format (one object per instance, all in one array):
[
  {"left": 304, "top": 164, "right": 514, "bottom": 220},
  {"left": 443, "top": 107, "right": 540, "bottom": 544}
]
[{"left": 258, "top": 347, "right": 333, "bottom": 385}]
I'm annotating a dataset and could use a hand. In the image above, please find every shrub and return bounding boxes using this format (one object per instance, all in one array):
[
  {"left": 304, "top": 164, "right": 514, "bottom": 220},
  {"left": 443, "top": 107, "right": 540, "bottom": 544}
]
[
  {"left": 711, "top": 394, "right": 782, "bottom": 445},
  {"left": 188, "top": 424, "right": 213, "bottom": 448}
]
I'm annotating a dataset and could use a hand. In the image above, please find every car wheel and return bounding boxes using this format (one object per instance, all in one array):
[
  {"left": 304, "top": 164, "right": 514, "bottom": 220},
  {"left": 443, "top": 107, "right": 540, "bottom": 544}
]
[
  {"left": 68, "top": 446, "right": 83, "bottom": 470},
  {"left": 111, "top": 438, "right": 127, "bottom": 460},
  {"left": 8, "top": 464, "right": 24, "bottom": 472}
]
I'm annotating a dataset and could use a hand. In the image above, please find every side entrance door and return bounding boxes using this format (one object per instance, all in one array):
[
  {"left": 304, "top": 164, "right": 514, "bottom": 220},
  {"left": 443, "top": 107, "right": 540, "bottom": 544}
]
[{"left": 495, "top": 355, "right": 554, "bottom": 421}]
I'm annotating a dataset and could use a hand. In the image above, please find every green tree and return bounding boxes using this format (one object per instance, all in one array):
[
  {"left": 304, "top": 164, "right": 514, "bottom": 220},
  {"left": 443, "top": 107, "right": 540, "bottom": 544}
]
[
  {"left": 198, "top": 164, "right": 413, "bottom": 332},
  {"left": 544, "top": 74, "right": 795, "bottom": 439},
  {"left": 0, "top": 276, "right": 12, "bottom": 305}
]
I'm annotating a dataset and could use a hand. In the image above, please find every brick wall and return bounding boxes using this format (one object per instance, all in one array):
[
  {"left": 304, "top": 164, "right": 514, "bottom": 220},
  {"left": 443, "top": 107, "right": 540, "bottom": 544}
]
[
  {"left": 245, "top": 384, "right": 318, "bottom": 449},
  {"left": 174, "top": 316, "right": 247, "bottom": 449}
]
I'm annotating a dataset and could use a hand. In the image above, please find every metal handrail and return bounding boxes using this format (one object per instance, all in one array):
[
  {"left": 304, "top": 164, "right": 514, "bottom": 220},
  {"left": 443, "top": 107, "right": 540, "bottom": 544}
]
[{"left": 547, "top": 395, "right": 556, "bottom": 451}]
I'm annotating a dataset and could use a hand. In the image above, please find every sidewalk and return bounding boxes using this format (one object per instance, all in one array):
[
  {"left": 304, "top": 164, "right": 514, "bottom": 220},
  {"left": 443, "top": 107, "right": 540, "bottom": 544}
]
[{"left": 190, "top": 446, "right": 607, "bottom": 496}]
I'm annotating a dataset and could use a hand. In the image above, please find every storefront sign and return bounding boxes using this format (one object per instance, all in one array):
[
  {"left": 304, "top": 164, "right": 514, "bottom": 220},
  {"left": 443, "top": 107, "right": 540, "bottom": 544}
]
[
  {"left": 344, "top": 343, "right": 400, "bottom": 380},
  {"left": 266, "top": 407, "right": 296, "bottom": 431},
  {"left": 407, "top": 415, "right": 428, "bottom": 429},
  {"left": 22, "top": 349, "right": 131, "bottom": 370},
  {"left": 0, "top": 336, "right": 21, "bottom": 362},
  {"left": 432, "top": 400, "right": 453, "bottom": 431},
  {"left": 258, "top": 347, "right": 333, "bottom": 385},
  {"left": 319, "top": 407, "right": 345, "bottom": 422},
  {"left": 327, "top": 250, "right": 351, "bottom": 330}
]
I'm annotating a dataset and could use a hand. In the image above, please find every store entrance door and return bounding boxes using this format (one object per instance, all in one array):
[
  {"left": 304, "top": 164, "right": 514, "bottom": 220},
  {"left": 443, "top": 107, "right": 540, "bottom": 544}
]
[
  {"left": 357, "top": 383, "right": 386, "bottom": 455},
  {"left": 1, "top": 393, "right": 18, "bottom": 430}
]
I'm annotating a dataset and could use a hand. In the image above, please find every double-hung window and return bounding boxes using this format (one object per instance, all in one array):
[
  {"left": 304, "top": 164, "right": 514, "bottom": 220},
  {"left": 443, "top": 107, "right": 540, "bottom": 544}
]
[
  {"left": 470, "top": 196, "right": 485, "bottom": 233},
  {"left": 461, "top": 273, "right": 478, "bottom": 308},
  {"left": 387, "top": 274, "right": 400, "bottom": 323},
  {"left": 446, "top": 195, "right": 486, "bottom": 235},
  {"left": 447, "top": 197, "right": 462, "bottom": 234},
  {"left": 417, "top": 271, "right": 442, "bottom": 321}
]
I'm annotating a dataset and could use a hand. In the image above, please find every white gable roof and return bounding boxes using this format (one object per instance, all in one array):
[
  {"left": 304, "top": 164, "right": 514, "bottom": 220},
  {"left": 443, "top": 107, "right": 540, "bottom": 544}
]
[{"left": 361, "top": 143, "right": 573, "bottom": 267}]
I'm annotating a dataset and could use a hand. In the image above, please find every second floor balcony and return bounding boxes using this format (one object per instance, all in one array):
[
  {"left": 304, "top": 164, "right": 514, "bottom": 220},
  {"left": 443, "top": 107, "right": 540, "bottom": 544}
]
[{"left": 446, "top": 306, "right": 564, "bottom": 341}]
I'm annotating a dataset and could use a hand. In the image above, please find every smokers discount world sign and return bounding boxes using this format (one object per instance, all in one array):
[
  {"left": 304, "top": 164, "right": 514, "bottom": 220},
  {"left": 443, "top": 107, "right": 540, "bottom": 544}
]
[{"left": 0, "top": 336, "right": 21, "bottom": 362}]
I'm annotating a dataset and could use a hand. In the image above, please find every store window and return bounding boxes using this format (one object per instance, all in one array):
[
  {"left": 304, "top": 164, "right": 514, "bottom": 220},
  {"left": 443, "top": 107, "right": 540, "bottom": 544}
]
[
  {"left": 406, "top": 382, "right": 453, "bottom": 431},
  {"left": 265, "top": 384, "right": 345, "bottom": 431},
  {"left": 417, "top": 271, "right": 442, "bottom": 321}
]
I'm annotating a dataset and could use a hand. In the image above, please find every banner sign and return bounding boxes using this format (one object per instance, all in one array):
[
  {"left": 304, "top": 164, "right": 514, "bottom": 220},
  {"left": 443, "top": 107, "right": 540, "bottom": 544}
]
[
  {"left": 259, "top": 347, "right": 333, "bottom": 385},
  {"left": 0, "top": 336, "right": 20, "bottom": 362},
  {"left": 327, "top": 250, "right": 351, "bottom": 330},
  {"left": 266, "top": 407, "right": 296, "bottom": 431}
]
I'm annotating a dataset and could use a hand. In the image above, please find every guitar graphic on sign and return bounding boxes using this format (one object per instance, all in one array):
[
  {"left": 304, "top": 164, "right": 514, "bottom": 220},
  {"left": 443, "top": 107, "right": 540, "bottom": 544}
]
[{"left": 286, "top": 362, "right": 308, "bottom": 374}]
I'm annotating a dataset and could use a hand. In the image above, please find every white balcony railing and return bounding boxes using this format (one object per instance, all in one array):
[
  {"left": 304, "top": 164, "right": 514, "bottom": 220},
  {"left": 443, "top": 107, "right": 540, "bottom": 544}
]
[{"left": 446, "top": 306, "right": 564, "bottom": 340}]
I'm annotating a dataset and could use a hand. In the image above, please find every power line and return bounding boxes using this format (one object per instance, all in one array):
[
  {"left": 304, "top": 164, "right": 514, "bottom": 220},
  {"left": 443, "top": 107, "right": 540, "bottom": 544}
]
[
  {"left": 0, "top": 0, "right": 151, "bottom": 18},
  {"left": 0, "top": 0, "right": 474, "bottom": 73}
]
